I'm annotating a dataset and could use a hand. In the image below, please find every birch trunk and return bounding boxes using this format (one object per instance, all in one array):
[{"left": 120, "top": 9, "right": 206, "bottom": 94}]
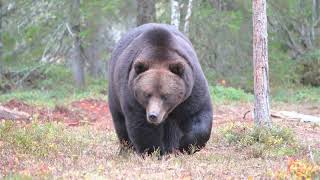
[
  {"left": 252, "top": 0, "right": 271, "bottom": 127},
  {"left": 171, "top": 0, "right": 180, "bottom": 28},
  {"left": 183, "top": 0, "right": 193, "bottom": 36}
]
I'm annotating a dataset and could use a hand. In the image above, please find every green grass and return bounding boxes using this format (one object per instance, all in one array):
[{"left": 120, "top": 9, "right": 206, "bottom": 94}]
[
  {"left": 210, "top": 85, "right": 253, "bottom": 103},
  {"left": 0, "top": 64, "right": 107, "bottom": 107},
  {"left": 271, "top": 86, "right": 320, "bottom": 103},
  {"left": 209, "top": 85, "right": 320, "bottom": 104},
  {"left": 218, "top": 122, "right": 302, "bottom": 158}
]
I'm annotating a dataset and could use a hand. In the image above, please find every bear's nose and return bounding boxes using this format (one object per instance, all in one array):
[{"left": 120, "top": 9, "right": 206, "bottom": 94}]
[{"left": 148, "top": 112, "right": 158, "bottom": 122}]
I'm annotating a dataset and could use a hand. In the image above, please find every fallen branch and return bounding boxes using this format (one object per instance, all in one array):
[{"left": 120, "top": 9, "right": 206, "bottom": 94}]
[
  {"left": 271, "top": 110, "right": 320, "bottom": 124},
  {"left": 0, "top": 106, "right": 31, "bottom": 121}
]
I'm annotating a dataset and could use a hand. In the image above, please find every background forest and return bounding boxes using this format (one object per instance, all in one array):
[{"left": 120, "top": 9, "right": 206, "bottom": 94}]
[{"left": 1, "top": 0, "right": 320, "bottom": 103}]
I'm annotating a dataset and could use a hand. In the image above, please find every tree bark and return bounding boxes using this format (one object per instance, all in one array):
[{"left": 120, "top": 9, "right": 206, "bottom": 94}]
[
  {"left": 0, "top": 0, "right": 3, "bottom": 76},
  {"left": 171, "top": 0, "right": 180, "bottom": 28},
  {"left": 136, "top": 0, "right": 156, "bottom": 26},
  {"left": 183, "top": 0, "right": 193, "bottom": 36},
  {"left": 312, "top": 0, "right": 319, "bottom": 41},
  {"left": 69, "top": 0, "right": 85, "bottom": 88},
  {"left": 252, "top": 0, "right": 271, "bottom": 127}
]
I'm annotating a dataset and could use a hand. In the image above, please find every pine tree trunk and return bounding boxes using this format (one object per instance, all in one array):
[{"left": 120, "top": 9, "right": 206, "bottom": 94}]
[
  {"left": 0, "top": 0, "right": 3, "bottom": 76},
  {"left": 136, "top": 0, "right": 156, "bottom": 26},
  {"left": 69, "top": 0, "right": 85, "bottom": 88},
  {"left": 252, "top": 0, "right": 271, "bottom": 127},
  {"left": 171, "top": 0, "right": 180, "bottom": 28},
  {"left": 183, "top": 0, "right": 193, "bottom": 36}
]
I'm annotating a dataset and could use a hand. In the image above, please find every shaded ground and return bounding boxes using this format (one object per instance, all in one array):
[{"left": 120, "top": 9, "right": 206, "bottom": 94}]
[{"left": 0, "top": 99, "right": 319, "bottom": 178}]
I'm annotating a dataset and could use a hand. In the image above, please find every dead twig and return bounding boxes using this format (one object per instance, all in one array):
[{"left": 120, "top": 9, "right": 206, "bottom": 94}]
[{"left": 243, "top": 110, "right": 251, "bottom": 120}]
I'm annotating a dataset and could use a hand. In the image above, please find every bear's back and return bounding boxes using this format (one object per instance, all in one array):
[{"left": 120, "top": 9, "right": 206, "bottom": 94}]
[{"left": 109, "top": 23, "right": 192, "bottom": 66}]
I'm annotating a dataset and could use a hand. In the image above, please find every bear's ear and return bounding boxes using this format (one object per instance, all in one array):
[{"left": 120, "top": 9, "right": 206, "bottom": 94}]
[
  {"left": 169, "top": 62, "right": 185, "bottom": 76},
  {"left": 134, "top": 61, "right": 148, "bottom": 74}
]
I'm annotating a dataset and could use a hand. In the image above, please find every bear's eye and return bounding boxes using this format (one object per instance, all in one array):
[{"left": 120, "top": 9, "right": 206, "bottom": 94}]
[
  {"left": 161, "top": 94, "right": 168, "bottom": 101},
  {"left": 169, "top": 62, "right": 184, "bottom": 76},
  {"left": 134, "top": 62, "right": 148, "bottom": 74},
  {"left": 143, "top": 92, "right": 151, "bottom": 98}
]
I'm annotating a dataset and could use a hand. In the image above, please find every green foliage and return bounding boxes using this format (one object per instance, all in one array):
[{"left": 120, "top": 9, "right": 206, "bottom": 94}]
[
  {"left": 210, "top": 86, "right": 253, "bottom": 103},
  {"left": 219, "top": 123, "right": 301, "bottom": 158},
  {"left": 190, "top": 1, "right": 253, "bottom": 89},
  {"left": 297, "top": 50, "right": 320, "bottom": 86},
  {"left": 269, "top": 42, "right": 299, "bottom": 87}
]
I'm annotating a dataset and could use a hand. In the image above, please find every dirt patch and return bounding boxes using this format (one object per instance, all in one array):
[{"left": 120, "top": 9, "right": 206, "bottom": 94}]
[
  {"left": 3, "top": 100, "right": 37, "bottom": 115},
  {"left": 1, "top": 99, "right": 113, "bottom": 130},
  {"left": 70, "top": 99, "right": 113, "bottom": 130}
]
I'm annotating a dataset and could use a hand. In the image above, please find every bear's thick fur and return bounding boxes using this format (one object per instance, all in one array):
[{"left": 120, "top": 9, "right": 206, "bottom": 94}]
[{"left": 108, "top": 23, "right": 213, "bottom": 155}]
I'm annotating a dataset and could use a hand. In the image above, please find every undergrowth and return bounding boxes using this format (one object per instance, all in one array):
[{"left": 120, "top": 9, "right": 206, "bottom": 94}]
[
  {"left": 0, "top": 120, "right": 90, "bottom": 158},
  {"left": 218, "top": 122, "right": 301, "bottom": 158},
  {"left": 0, "top": 64, "right": 107, "bottom": 107}
]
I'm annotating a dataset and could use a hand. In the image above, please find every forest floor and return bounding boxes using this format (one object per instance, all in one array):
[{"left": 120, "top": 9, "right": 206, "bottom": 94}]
[{"left": 0, "top": 99, "right": 319, "bottom": 179}]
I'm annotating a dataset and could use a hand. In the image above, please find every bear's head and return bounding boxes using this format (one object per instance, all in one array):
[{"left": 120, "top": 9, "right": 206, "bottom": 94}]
[{"left": 130, "top": 50, "right": 193, "bottom": 125}]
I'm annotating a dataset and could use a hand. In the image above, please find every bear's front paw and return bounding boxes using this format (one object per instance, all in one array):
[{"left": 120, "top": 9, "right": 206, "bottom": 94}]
[{"left": 179, "top": 134, "right": 197, "bottom": 154}]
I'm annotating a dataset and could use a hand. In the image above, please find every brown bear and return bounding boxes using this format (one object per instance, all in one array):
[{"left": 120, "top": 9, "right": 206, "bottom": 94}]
[{"left": 108, "top": 23, "right": 213, "bottom": 155}]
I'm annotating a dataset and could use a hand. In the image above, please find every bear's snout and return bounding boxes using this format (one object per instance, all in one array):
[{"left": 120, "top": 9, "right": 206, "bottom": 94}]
[
  {"left": 146, "top": 98, "right": 167, "bottom": 125},
  {"left": 147, "top": 112, "right": 159, "bottom": 123}
]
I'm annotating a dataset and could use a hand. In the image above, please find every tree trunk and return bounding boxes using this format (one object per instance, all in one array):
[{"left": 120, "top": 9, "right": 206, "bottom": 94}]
[
  {"left": 209, "top": 0, "right": 222, "bottom": 11},
  {"left": 252, "top": 0, "right": 271, "bottom": 127},
  {"left": 0, "top": 0, "right": 3, "bottom": 76},
  {"left": 136, "top": 0, "right": 156, "bottom": 26},
  {"left": 312, "top": 0, "right": 319, "bottom": 41},
  {"left": 171, "top": 0, "right": 180, "bottom": 28},
  {"left": 69, "top": 0, "right": 85, "bottom": 88},
  {"left": 183, "top": 0, "right": 193, "bottom": 36}
]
